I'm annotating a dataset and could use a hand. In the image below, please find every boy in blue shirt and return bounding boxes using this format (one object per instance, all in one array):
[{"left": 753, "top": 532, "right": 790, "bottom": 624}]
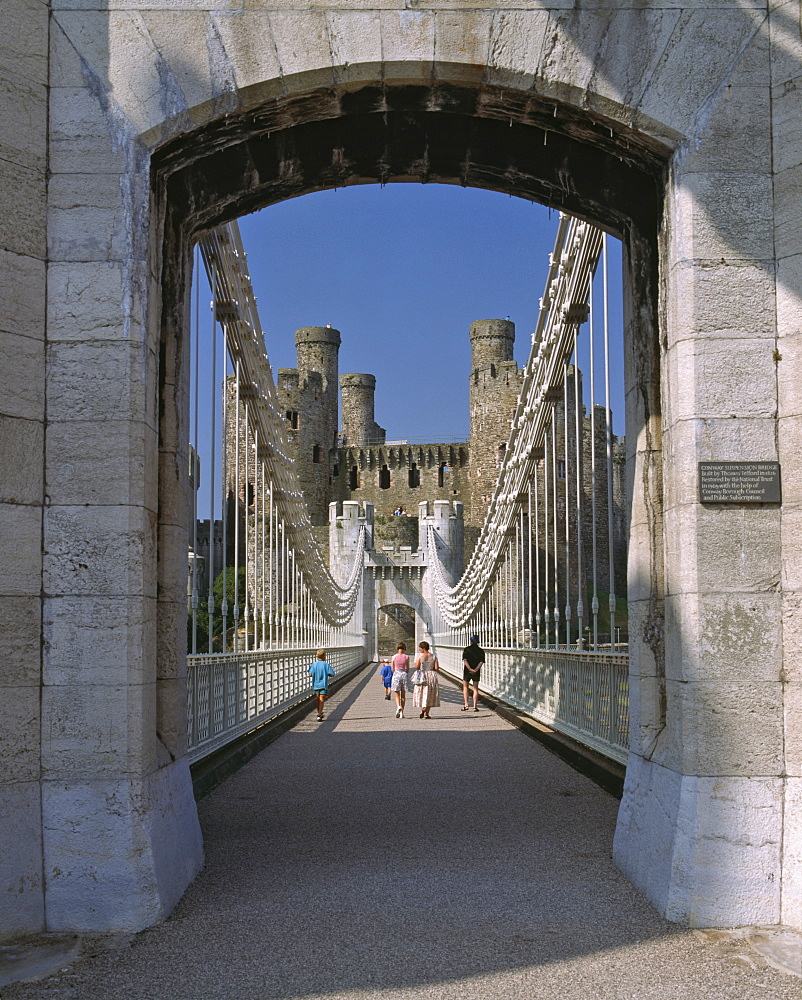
[
  {"left": 380, "top": 658, "right": 393, "bottom": 699},
  {"left": 308, "top": 650, "right": 335, "bottom": 721}
]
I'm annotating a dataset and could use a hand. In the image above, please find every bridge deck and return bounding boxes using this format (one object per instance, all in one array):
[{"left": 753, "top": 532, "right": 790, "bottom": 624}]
[{"left": 6, "top": 667, "right": 798, "bottom": 999}]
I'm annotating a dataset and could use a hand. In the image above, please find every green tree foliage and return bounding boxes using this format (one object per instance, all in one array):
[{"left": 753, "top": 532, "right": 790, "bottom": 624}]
[{"left": 188, "top": 566, "right": 248, "bottom": 653}]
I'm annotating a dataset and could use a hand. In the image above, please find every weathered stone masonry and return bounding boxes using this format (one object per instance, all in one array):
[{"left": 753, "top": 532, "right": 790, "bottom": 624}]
[{"left": 4, "top": 0, "right": 801, "bottom": 943}]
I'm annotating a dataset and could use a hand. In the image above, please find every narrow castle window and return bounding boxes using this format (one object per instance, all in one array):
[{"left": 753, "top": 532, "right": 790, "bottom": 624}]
[
  {"left": 408, "top": 463, "right": 420, "bottom": 488},
  {"left": 558, "top": 460, "right": 566, "bottom": 480},
  {"left": 349, "top": 466, "right": 359, "bottom": 491},
  {"left": 438, "top": 463, "right": 447, "bottom": 487},
  {"left": 379, "top": 465, "right": 391, "bottom": 490},
  {"left": 332, "top": 463, "right": 339, "bottom": 477},
  {"left": 312, "top": 444, "right": 322, "bottom": 464},
  {"left": 285, "top": 410, "right": 299, "bottom": 429}
]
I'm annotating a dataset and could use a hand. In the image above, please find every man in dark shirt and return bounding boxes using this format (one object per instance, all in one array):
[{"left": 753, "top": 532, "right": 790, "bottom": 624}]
[{"left": 461, "top": 634, "right": 485, "bottom": 712}]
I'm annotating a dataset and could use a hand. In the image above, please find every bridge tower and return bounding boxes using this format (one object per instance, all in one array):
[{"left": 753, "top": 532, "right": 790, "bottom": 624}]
[
  {"left": 329, "top": 500, "right": 373, "bottom": 586},
  {"left": 419, "top": 500, "right": 464, "bottom": 643}
]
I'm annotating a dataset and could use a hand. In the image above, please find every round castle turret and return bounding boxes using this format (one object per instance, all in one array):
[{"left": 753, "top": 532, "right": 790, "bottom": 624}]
[
  {"left": 295, "top": 326, "right": 341, "bottom": 445},
  {"left": 341, "top": 373, "right": 385, "bottom": 446},
  {"left": 295, "top": 326, "right": 341, "bottom": 395},
  {"left": 468, "top": 318, "right": 522, "bottom": 526},
  {"left": 469, "top": 318, "right": 515, "bottom": 370}
]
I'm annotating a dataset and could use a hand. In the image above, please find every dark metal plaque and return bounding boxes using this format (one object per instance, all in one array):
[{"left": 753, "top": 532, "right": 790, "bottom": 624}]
[{"left": 698, "top": 461, "right": 781, "bottom": 504}]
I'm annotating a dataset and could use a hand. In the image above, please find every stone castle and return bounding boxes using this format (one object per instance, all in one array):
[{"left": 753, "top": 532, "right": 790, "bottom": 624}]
[
  {"left": 269, "top": 317, "right": 626, "bottom": 583},
  {"left": 273, "top": 318, "right": 525, "bottom": 531},
  {"left": 200, "top": 316, "right": 626, "bottom": 639}
]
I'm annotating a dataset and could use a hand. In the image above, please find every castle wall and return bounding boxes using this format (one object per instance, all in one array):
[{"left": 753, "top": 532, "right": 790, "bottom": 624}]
[
  {"left": 256, "top": 318, "right": 523, "bottom": 535},
  {"left": 335, "top": 442, "right": 470, "bottom": 517}
]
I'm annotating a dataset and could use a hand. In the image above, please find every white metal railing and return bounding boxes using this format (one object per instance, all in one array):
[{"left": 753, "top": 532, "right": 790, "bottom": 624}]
[
  {"left": 187, "top": 645, "right": 365, "bottom": 762},
  {"left": 436, "top": 645, "right": 629, "bottom": 764}
]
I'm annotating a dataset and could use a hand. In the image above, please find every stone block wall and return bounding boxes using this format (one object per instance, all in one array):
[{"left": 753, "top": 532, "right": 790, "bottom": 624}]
[
  {"left": 336, "top": 442, "right": 471, "bottom": 517},
  {"left": 0, "top": 1, "right": 48, "bottom": 937},
  {"left": 6, "top": 0, "right": 798, "bottom": 941}
]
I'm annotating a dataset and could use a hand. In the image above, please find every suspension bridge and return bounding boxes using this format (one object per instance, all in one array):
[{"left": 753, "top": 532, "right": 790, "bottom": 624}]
[
  {"left": 6, "top": 6, "right": 802, "bottom": 979},
  {"left": 186, "top": 215, "right": 628, "bottom": 769}
]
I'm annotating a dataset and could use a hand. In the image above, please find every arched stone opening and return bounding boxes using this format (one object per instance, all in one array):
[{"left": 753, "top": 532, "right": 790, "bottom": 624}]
[
  {"left": 377, "top": 604, "right": 417, "bottom": 659},
  {"left": 150, "top": 71, "right": 668, "bottom": 915},
  {"left": 5, "top": 3, "right": 794, "bottom": 942}
]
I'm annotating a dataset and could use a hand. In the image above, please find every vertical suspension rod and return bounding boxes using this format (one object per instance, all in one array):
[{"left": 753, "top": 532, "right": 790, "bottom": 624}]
[{"left": 603, "top": 234, "right": 617, "bottom": 651}]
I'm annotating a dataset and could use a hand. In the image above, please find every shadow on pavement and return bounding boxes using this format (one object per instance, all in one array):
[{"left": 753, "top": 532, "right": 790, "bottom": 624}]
[{"left": 4, "top": 666, "right": 798, "bottom": 1000}]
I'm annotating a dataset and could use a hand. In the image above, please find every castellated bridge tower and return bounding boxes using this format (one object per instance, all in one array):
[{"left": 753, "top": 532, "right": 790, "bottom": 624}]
[
  {"left": 275, "top": 326, "right": 341, "bottom": 525},
  {"left": 468, "top": 318, "right": 523, "bottom": 527},
  {"left": 340, "top": 373, "right": 386, "bottom": 446}
]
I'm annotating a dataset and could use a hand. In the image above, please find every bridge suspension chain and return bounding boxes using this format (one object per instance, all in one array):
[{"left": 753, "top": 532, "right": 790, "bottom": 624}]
[
  {"left": 191, "top": 222, "right": 365, "bottom": 650},
  {"left": 427, "top": 215, "right": 609, "bottom": 640}
]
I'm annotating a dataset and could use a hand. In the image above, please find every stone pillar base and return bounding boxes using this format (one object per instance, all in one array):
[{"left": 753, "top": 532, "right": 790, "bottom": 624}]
[
  {"left": 43, "top": 760, "right": 203, "bottom": 934},
  {"left": 613, "top": 754, "right": 783, "bottom": 927}
]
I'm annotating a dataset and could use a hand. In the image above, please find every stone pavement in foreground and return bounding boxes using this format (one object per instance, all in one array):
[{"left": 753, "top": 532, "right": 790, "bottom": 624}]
[{"left": 4, "top": 666, "right": 800, "bottom": 1000}]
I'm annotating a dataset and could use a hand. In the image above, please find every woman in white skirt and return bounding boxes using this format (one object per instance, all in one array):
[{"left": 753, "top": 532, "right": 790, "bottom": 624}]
[{"left": 412, "top": 641, "right": 440, "bottom": 719}]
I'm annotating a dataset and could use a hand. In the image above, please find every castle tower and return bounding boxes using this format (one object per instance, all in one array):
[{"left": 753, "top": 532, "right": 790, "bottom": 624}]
[
  {"left": 340, "top": 373, "right": 386, "bottom": 446},
  {"left": 469, "top": 317, "right": 514, "bottom": 370},
  {"left": 468, "top": 319, "right": 522, "bottom": 527},
  {"left": 295, "top": 325, "right": 341, "bottom": 442},
  {"left": 270, "top": 327, "right": 341, "bottom": 526}
]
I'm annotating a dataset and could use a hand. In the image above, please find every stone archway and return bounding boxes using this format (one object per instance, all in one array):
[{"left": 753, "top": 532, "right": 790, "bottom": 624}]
[
  {"left": 377, "top": 604, "right": 417, "bottom": 659},
  {"left": 6, "top": 5, "right": 798, "bottom": 939},
  {"left": 153, "top": 70, "right": 667, "bottom": 924}
]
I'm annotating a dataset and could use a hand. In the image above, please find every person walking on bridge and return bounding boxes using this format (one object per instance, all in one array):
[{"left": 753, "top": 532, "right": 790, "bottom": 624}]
[
  {"left": 391, "top": 642, "right": 410, "bottom": 719},
  {"left": 308, "top": 650, "right": 335, "bottom": 721},
  {"left": 412, "top": 641, "right": 440, "bottom": 719},
  {"left": 461, "top": 634, "right": 484, "bottom": 712}
]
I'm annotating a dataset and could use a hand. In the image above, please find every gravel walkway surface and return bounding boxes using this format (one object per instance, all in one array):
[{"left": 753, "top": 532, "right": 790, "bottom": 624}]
[{"left": 4, "top": 665, "right": 800, "bottom": 1000}]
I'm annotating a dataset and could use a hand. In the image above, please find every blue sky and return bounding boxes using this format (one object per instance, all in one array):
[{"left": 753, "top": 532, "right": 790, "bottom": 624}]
[
  {"left": 239, "top": 183, "right": 624, "bottom": 437},
  {"left": 192, "top": 183, "right": 624, "bottom": 516}
]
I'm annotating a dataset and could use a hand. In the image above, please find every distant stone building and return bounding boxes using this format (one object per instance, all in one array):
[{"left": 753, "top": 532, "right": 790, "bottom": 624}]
[{"left": 211, "top": 318, "right": 627, "bottom": 624}]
